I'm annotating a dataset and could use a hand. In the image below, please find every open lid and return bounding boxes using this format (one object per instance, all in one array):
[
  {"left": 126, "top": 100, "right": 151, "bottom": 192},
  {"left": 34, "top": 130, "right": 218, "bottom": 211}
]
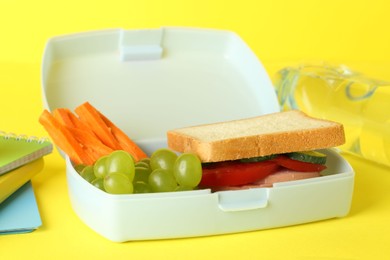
[{"left": 41, "top": 28, "right": 279, "bottom": 142}]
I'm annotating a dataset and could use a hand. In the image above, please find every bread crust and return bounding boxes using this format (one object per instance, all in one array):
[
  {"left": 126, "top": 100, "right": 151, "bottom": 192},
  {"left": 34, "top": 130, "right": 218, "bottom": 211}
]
[{"left": 167, "top": 110, "right": 345, "bottom": 162}]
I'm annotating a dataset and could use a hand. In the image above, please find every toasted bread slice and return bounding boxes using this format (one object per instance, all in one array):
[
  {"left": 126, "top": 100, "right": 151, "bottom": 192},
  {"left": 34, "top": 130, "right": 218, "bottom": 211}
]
[{"left": 167, "top": 110, "right": 345, "bottom": 162}]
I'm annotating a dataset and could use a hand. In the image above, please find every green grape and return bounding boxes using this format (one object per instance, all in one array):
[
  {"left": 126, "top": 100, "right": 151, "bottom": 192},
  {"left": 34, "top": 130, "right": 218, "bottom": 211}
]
[
  {"left": 80, "top": 165, "right": 95, "bottom": 183},
  {"left": 74, "top": 164, "right": 87, "bottom": 174},
  {"left": 148, "top": 169, "right": 177, "bottom": 192},
  {"left": 150, "top": 148, "right": 178, "bottom": 171},
  {"left": 135, "top": 161, "right": 150, "bottom": 169},
  {"left": 106, "top": 150, "right": 135, "bottom": 182},
  {"left": 133, "top": 166, "right": 152, "bottom": 183},
  {"left": 133, "top": 181, "right": 152, "bottom": 193},
  {"left": 175, "top": 185, "right": 194, "bottom": 191},
  {"left": 173, "top": 153, "right": 202, "bottom": 188},
  {"left": 104, "top": 172, "right": 133, "bottom": 194},
  {"left": 91, "top": 178, "right": 105, "bottom": 191},
  {"left": 139, "top": 157, "right": 151, "bottom": 166},
  {"left": 93, "top": 155, "right": 109, "bottom": 178}
]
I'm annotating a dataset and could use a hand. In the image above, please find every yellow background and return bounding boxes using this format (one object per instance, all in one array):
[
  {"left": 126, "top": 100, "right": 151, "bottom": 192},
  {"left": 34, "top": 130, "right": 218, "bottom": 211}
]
[{"left": 1, "top": 0, "right": 390, "bottom": 259}]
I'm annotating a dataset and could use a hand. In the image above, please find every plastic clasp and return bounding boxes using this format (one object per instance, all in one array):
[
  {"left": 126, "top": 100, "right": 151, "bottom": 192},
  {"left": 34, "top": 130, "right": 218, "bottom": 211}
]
[
  {"left": 119, "top": 29, "right": 163, "bottom": 61},
  {"left": 217, "top": 188, "right": 269, "bottom": 212}
]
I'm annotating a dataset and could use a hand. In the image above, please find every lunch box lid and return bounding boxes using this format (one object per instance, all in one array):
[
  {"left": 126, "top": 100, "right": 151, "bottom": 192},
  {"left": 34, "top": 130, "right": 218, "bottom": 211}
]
[{"left": 41, "top": 27, "right": 280, "bottom": 142}]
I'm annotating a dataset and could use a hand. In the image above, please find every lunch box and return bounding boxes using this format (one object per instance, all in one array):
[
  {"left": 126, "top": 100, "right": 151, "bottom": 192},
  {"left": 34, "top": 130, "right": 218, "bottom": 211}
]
[{"left": 41, "top": 28, "right": 354, "bottom": 242}]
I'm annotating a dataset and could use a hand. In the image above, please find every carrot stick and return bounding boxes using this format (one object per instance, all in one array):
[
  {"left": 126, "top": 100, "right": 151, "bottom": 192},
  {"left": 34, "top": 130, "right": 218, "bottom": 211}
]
[
  {"left": 52, "top": 108, "right": 107, "bottom": 163},
  {"left": 75, "top": 102, "right": 122, "bottom": 150},
  {"left": 67, "top": 109, "right": 98, "bottom": 138},
  {"left": 41, "top": 102, "right": 148, "bottom": 165},
  {"left": 67, "top": 126, "right": 114, "bottom": 161},
  {"left": 98, "top": 112, "right": 148, "bottom": 161},
  {"left": 53, "top": 108, "right": 75, "bottom": 128},
  {"left": 39, "top": 110, "right": 94, "bottom": 165},
  {"left": 80, "top": 147, "right": 95, "bottom": 166}
]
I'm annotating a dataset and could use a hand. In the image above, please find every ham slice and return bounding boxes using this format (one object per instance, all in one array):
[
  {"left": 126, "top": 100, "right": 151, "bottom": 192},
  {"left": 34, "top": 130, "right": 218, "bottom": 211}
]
[
  {"left": 214, "top": 169, "right": 321, "bottom": 191},
  {"left": 252, "top": 170, "right": 321, "bottom": 187}
]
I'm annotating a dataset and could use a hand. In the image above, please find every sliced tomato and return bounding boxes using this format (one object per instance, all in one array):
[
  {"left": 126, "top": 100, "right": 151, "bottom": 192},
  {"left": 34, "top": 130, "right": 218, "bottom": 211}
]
[
  {"left": 200, "top": 160, "right": 280, "bottom": 187},
  {"left": 272, "top": 155, "right": 327, "bottom": 172}
]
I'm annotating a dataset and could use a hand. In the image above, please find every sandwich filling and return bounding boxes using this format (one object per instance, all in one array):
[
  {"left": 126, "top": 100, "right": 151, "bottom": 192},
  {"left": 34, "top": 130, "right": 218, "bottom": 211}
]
[{"left": 199, "top": 151, "right": 327, "bottom": 190}]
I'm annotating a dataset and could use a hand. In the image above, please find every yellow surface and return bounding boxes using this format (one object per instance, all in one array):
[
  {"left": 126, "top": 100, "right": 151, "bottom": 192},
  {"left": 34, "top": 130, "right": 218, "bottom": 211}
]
[{"left": 1, "top": 1, "right": 390, "bottom": 259}]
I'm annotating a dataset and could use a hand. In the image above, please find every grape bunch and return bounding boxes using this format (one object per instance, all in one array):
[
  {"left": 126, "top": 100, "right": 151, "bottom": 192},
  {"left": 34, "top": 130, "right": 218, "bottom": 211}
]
[{"left": 75, "top": 149, "right": 203, "bottom": 194}]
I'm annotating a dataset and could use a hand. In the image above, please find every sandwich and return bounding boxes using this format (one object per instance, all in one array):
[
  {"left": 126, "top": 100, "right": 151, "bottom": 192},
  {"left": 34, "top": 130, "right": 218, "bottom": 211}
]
[{"left": 167, "top": 110, "right": 345, "bottom": 190}]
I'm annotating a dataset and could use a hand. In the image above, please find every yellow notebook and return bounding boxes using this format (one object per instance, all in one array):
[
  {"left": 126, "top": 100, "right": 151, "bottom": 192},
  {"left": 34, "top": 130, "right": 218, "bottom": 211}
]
[
  {"left": 0, "top": 158, "right": 44, "bottom": 204},
  {"left": 0, "top": 131, "right": 53, "bottom": 175}
]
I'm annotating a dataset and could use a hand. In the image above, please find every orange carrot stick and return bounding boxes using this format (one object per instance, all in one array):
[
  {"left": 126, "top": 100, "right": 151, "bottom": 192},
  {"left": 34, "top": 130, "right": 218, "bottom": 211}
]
[
  {"left": 39, "top": 110, "right": 94, "bottom": 165},
  {"left": 75, "top": 102, "right": 122, "bottom": 150},
  {"left": 53, "top": 108, "right": 76, "bottom": 128},
  {"left": 41, "top": 102, "right": 148, "bottom": 164},
  {"left": 98, "top": 112, "right": 148, "bottom": 161},
  {"left": 67, "top": 126, "right": 114, "bottom": 160},
  {"left": 52, "top": 108, "right": 107, "bottom": 164},
  {"left": 66, "top": 109, "right": 98, "bottom": 138}
]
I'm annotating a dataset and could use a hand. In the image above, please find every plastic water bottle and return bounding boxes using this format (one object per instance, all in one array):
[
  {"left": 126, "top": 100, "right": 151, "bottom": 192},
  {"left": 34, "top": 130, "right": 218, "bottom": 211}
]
[{"left": 273, "top": 63, "right": 390, "bottom": 167}]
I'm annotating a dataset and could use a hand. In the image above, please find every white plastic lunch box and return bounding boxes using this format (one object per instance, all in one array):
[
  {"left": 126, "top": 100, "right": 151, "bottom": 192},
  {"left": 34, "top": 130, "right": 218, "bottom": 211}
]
[{"left": 41, "top": 28, "right": 354, "bottom": 242}]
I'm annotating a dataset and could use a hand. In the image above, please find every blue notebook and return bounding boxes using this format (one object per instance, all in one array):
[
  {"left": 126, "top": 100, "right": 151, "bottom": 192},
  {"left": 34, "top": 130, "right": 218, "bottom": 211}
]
[{"left": 0, "top": 181, "right": 42, "bottom": 234}]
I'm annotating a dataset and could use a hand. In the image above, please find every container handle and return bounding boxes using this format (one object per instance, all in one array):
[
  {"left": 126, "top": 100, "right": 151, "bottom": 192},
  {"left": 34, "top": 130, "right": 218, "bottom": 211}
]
[
  {"left": 217, "top": 188, "right": 269, "bottom": 212},
  {"left": 119, "top": 29, "right": 163, "bottom": 61}
]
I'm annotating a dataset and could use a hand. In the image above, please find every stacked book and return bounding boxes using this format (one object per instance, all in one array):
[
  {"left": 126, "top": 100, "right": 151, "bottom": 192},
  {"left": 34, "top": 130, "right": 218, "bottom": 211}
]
[{"left": 0, "top": 131, "right": 52, "bottom": 235}]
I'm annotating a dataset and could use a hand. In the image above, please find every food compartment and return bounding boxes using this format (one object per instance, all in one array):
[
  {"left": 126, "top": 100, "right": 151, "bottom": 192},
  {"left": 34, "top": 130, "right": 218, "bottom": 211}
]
[{"left": 66, "top": 147, "right": 353, "bottom": 242}]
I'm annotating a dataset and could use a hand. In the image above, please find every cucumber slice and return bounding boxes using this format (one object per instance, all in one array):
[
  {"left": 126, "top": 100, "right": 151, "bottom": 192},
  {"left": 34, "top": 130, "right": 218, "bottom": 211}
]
[
  {"left": 287, "top": 151, "right": 327, "bottom": 165},
  {"left": 240, "top": 154, "right": 277, "bottom": 163}
]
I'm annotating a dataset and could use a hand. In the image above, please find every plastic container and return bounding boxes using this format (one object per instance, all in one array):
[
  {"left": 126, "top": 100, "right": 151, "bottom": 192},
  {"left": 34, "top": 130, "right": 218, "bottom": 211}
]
[
  {"left": 274, "top": 63, "right": 390, "bottom": 167},
  {"left": 41, "top": 28, "right": 354, "bottom": 242}
]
